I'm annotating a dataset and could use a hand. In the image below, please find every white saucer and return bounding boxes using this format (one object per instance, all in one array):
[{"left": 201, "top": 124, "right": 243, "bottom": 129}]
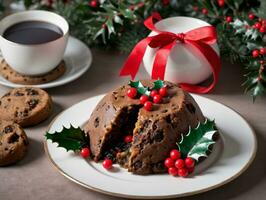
[
  {"left": 45, "top": 94, "right": 257, "bottom": 199},
  {"left": 0, "top": 36, "right": 92, "bottom": 88}
]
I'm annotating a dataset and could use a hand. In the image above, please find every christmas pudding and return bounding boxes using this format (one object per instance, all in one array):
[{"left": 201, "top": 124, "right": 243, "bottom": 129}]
[{"left": 84, "top": 80, "right": 205, "bottom": 174}]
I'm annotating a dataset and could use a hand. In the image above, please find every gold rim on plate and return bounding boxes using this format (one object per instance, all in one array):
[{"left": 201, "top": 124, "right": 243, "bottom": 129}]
[{"left": 43, "top": 96, "right": 258, "bottom": 199}]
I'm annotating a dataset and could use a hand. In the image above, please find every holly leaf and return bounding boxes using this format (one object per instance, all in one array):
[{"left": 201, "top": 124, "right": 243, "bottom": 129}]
[
  {"left": 45, "top": 125, "right": 88, "bottom": 152},
  {"left": 250, "top": 30, "right": 259, "bottom": 40},
  {"left": 177, "top": 119, "right": 218, "bottom": 161},
  {"left": 118, "top": 3, "right": 136, "bottom": 19},
  {"left": 106, "top": 17, "right": 115, "bottom": 38},
  {"left": 151, "top": 79, "right": 165, "bottom": 90},
  {"left": 114, "top": 15, "right": 123, "bottom": 25},
  {"left": 230, "top": 19, "right": 248, "bottom": 34},
  {"left": 129, "top": 80, "right": 150, "bottom": 96},
  {"left": 247, "top": 42, "right": 263, "bottom": 50}
]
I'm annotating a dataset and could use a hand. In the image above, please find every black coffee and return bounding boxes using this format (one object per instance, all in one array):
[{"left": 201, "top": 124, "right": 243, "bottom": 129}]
[{"left": 3, "top": 21, "right": 63, "bottom": 44}]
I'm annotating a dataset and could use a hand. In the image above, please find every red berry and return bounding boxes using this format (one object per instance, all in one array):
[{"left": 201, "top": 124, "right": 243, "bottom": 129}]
[
  {"left": 248, "top": 14, "right": 255, "bottom": 20},
  {"left": 150, "top": 90, "right": 158, "bottom": 98},
  {"left": 47, "top": 0, "right": 53, "bottom": 7},
  {"left": 80, "top": 148, "right": 90, "bottom": 158},
  {"left": 140, "top": 95, "right": 149, "bottom": 104},
  {"left": 102, "top": 159, "right": 113, "bottom": 170},
  {"left": 259, "top": 26, "right": 265, "bottom": 33},
  {"left": 153, "top": 94, "right": 162, "bottom": 104},
  {"left": 185, "top": 157, "right": 195, "bottom": 168},
  {"left": 217, "top": 0, "right": 225, "bottom": 7},
  {"left": 175, "top": 159, "right": 185, "bottom": 169},
  {"left": 159, "top": 87, "right": 168, "bottom": 97},
  {"left": 144, "top": 101, "right": 153, "bottom": 111},
  {"left": 89, "top": 0, "right": 97, "bottom": 7},
  {"left": 187, "top": 167, "right": 194, "bottom": 174},
  {"left": 124, "top": 135, "right": 133, "bottom": 143},
  {"left": 252, "top": 49, "right": 260, "bottom": 58},
  {"left": 202, "top": 8, "right": 208, "bottom": 15},
  {"left": 262, "top": 20, "right": 266, "bottom": 25},
  {"left": 168, "top": 167, "right": 178, "bottom": 176},
  {"left": 178, "top": 168, "right": 189, "bottom": 177},
  {"left": 193, "top": 6, "right": 199, "bottom": 12},
  {"left": 259, "top": 18, "right": 263, "bottom": 22},
  {"left": 260, "top": 48, "right": 265, "bottom": 55},
  {"left": 127, "top": 88, "right": 137, "bottom": 99},
  {"left": 162, "top": 0, "right": 169, "bottom": 6},
  {"left": 164, "top": 158, "right": 174, "bottom": 168},
  {"left": 170, "top": 149, "right": 181, "bottom": 160},
  {"left": 254, "top": 22, "right": 261, "bottom": 29},
  {"left": 226, "top": 16, "right": 232, "bottom": 23}
]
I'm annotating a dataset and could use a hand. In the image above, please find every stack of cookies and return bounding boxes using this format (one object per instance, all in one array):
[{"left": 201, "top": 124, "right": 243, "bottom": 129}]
[{"left": 0, "top": 87, "right": 53, "bottom": 166}]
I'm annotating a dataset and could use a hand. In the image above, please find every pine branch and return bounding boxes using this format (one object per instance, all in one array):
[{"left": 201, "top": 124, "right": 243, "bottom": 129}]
[{"left": 243, "top": 60, "right": 266, "bottom": 100}]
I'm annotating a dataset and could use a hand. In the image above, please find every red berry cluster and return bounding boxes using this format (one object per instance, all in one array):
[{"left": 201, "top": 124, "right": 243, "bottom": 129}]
[
  {"left": 245, "top": 14, "right": 266, "bottom": 60},
  {"left": 253, "top": 21, "right": 266, "bottom": 33},
  {"left": 164, "top": 150, "right": 195, "bottom": 178},
  {"left": 252, "top": 47, "right": 265, "bottom": 58},
  {"left": 249, "top": 14, "right": 266, "bottom": 33},
  {"left": 127, "top": 87, "right": 168, "bottom": 111},
  {"left": 194, "top": 0, "right": 225, "bottom": 16}
]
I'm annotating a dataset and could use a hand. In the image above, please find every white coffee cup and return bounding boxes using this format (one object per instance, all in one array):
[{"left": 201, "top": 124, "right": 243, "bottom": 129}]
[{"left": 0, "top": 10, "right": 69, "bottom": 76}]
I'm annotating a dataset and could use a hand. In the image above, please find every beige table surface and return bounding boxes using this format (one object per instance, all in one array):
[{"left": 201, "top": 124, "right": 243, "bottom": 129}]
[{"left": 0, "top": 48, "right": 265, "bottom": 200}]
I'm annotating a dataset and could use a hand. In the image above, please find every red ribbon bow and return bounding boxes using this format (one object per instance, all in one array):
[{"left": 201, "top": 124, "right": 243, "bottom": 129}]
[{"left": 120, "top": 13, "right": 221, "bottom": 93}]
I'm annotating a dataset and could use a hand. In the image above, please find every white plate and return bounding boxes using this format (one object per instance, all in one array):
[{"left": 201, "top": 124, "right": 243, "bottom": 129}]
[
  {"left": 0, "top": 36, "right": 92, "bottom": 88},
  {"left": 45, "top": 94, "right": 257, "bottom": 199}
]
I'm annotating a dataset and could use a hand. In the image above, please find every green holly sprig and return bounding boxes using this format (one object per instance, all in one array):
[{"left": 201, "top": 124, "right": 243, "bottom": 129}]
[
  {"left": 45, "top": 125, "right": 88, "bottom": 152},
  {"left": 177, "top": 119, "right": 218, "bottom": 161},
  {"left": 129, "top": 79, "right": 165, "bottom": 96}
]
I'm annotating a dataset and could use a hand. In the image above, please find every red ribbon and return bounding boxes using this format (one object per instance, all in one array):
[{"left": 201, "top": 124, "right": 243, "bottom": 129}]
[{"left": 119, "top": 13, "right": 221, "bottom": 93}]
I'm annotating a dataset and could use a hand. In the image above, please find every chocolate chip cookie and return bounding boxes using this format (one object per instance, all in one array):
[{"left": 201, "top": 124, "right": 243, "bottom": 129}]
[
  {"left": 0, "top": 59, "right": 66, "bottom": 85},
  {"left": 0, "top": 120, "right": 28, "bottom": 166},
  {"left": 0, "top": 87, "right": 53, "bottom": 127}
]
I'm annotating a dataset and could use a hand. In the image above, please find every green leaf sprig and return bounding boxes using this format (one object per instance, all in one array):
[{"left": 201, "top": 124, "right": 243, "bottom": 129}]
[
  {"left": 177, "top": 119, "right": 218, "bottom": 161},
  {"left": 129, "top": 79, "right": 165, "bottom": 96},
  {"left": 45, "top": 125, "right": 88, "bottom": 152}
]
